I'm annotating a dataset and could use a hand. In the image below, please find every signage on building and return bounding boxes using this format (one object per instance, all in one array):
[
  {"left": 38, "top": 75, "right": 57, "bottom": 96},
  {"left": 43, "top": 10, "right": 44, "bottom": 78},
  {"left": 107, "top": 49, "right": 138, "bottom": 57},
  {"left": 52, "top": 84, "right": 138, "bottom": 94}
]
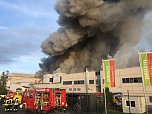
[
  {"left": 139, "top": 52, "right": 152, "bottom": 86},
  {"left": 102, "top": 59, "right": 115, "bottom": 88}
]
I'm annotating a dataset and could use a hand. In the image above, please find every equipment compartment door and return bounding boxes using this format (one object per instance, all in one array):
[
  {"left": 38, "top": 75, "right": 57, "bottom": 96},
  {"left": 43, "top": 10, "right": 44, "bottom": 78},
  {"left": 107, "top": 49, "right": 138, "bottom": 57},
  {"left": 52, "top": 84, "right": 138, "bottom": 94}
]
[{"left": 55, "top": 92, "right": 61, "bottom": 106}]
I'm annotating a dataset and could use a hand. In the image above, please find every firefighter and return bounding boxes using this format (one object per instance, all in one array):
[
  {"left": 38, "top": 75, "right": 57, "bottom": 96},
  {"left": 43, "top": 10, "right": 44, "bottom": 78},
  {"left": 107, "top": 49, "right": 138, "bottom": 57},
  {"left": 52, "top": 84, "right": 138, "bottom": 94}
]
[
  {"left": 55, "top": 96, "right": 60, "bottom": 106},
  {"left": 8, "top": 97, "right": 13, "bottom": 111},
  {"left": 13, "top": 98, "right": 19, "bottom": 112},
  {"left": 3, "top": 98, "right": 9, "bottom": 112},
  {"left": 36, "top": 100, "right": 42, "bottom": 114}
]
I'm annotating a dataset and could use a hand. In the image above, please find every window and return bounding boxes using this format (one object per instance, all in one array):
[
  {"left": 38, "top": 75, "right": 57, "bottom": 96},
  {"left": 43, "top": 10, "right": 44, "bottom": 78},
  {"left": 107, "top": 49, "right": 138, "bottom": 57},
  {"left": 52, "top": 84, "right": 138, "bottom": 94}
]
[
  {"left": 63, "top": 81, "right": 72, "bottom": 85},
  {"left": 69, "top": 88, "right": 72, "bottom": 91},
  {"left": 29, "top": 92, "right": 33, "bottom": 98},
  {"left": 95, "top": 71, "right": 100, "bottom": 76},
  {"left": 122, "top": 78, "right": 126, "bottom": 83},
  {"left": 89, "top": 80, "right": 94, "bottom": 84},
  {"left": 126, "top": 78, "right": 129, "bottom": 83},
  {"left": 74, "top": 80, "right": 84, "bottom": 84},
  {"left": 138, "top": 78, "right": 142, "bottom": 83},
  {"left": 49, "top": 78, "right": 53, "bottom": 82},
  {"left": 149, "top": 96, "right": 152, "bottom": 102},
  {"left": 129, "top": 78, "right": 134, "bottom": 83},
  {"left": 77, "top": 88, "right": 81, "bottom": 91},
  {"left": 126, "top": 101, "right": 129, "bottom": 106},
  {"left": 134, "top": 78, "right": 138, "bottom": 83},
  {"left": 36, "top": 92, "right": 41, "bottom": 99},
  {"left": 131, "top": 101, "right": 135, "bottom": 107},
  {"left": 122, "top": 77, "right": 142, "bottom": 83},
  {"left": 73, "top": 88, "right": 76, "bottom": 91},
  {"left": 126, "top": 101, "right": 135, "bottom": 107}
]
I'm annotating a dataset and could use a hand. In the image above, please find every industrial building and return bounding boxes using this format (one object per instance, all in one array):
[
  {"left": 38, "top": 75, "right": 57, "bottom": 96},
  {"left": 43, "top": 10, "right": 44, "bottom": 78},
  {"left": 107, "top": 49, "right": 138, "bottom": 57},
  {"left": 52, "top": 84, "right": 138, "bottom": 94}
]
[
  {"left": 32, "top": 67, "right": 145, "bottom": 95},
  {"left": 6, "top": 67, "right": 152, "bottom": 113},
  {"left": 32, "top": 67, "right": 152, "bottom": 113}
]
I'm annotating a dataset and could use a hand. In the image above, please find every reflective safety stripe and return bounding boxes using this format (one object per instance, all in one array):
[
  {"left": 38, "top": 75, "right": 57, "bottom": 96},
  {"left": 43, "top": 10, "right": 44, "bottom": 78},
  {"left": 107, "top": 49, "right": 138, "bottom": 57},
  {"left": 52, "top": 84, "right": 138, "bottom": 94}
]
[
  {"left": 3, "top": 104, "right": 9, "bottom": 106},
  {"left": 14, "top": 109, "right": 18, "bottom": 111},
  {"left": 14, "top": 99, "right": 19, "bottom": 105},
  {"left": 8, "top": 99, "right": 13, "bottom": 105},
  {"left": 3, "top": 100, "right": 9, "bottom": 106},
  {"left": 9, "top": 99, "right": 13, "bottom": 103}
]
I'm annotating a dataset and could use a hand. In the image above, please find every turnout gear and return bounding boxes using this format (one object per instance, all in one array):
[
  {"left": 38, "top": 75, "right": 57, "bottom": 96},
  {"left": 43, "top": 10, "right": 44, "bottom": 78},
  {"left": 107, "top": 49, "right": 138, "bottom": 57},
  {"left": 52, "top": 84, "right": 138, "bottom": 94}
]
[
  {"left": 36, "top": 101, "right": 42, "bottom": 114},
  {"left": 8, "top": 98, "right": 13, "bottom": 111},
  {"left": 3, "top": 99, "right": 9, "bottom": 112},
  {"left": 13, "top": 98, "right": 19, "bottom": 111}
]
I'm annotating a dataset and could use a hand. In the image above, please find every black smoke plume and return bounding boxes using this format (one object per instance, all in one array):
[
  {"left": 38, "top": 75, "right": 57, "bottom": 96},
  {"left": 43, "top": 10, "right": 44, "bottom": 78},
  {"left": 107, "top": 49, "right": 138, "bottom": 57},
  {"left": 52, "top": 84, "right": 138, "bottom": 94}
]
[{"left": 40, "top": 0, "right": 152, "bottom": 73}]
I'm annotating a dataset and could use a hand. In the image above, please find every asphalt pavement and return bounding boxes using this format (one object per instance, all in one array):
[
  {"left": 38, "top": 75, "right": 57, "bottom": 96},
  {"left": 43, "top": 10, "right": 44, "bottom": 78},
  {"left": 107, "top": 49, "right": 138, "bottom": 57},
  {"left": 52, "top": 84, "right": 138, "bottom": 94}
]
[{"left": 0, "top": 107, "right": 78, "bottom": 114}]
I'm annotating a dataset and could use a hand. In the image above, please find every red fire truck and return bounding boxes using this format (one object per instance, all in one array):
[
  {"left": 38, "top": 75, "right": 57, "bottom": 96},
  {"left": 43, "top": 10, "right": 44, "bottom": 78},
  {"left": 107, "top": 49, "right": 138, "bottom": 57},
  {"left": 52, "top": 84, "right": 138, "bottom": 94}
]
[
  {"left": 6, "top": 91, "right": 15, "bottom": 99},
  {"left": 21, "top": 88, "right": 67, "bottom": 113}
]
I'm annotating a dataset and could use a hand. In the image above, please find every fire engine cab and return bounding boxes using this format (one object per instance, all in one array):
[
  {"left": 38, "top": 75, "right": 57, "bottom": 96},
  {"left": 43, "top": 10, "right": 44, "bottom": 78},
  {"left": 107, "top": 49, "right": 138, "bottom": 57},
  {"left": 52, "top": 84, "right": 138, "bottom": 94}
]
[
  {"left": 6, "top": 91, "right": 15, "bottom": 99},
  {"left": 21, "top": 88, "right": 67, "bottom": 113}
]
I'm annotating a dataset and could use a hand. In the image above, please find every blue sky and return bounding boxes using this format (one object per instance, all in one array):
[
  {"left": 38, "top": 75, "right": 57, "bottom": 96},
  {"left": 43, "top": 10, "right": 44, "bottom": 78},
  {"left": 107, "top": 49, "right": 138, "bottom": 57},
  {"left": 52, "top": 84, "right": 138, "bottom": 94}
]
[{"left": 0, "top": 0, "right": 59, "bottom": 74}]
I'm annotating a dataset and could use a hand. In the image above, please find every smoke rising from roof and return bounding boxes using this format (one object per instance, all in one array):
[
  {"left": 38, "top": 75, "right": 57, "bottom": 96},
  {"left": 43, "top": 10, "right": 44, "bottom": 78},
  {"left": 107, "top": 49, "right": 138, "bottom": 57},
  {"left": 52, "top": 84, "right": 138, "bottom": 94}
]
[{"left": 40, "top": 0, "right": 152, "bottom": 73}]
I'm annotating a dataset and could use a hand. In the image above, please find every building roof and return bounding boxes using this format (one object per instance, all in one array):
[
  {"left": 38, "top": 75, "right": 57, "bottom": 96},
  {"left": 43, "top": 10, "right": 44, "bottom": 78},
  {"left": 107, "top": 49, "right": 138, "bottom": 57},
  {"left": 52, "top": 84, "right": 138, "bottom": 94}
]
[{"left": 8, "top": 73, "right": 38, "bottom": 78}]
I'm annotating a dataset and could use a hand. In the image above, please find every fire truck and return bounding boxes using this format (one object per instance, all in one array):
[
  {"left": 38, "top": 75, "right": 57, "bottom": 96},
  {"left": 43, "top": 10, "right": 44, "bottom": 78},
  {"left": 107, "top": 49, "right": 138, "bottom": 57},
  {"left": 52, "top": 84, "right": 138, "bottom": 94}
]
[
  {"left": 6, "top": 91, "right": 15, "bottom": 99},
  {"left": 21, "top": 88, "right": 67, "bottom": 113},
  {"left": 112, "top": 93, "right": 122, "bottom": 106},
  {"left": 6, "top": 89, "right": 22, "bottom": 103},
  {"left": 14, "top": 88, "right": 22, "bottom": 103}
]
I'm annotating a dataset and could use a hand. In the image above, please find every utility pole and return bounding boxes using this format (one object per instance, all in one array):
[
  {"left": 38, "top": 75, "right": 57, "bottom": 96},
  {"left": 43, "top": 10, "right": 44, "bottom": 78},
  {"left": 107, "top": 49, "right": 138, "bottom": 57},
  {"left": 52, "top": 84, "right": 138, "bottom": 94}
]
[{"left": 104, "top": 88, "right": 108, "bottom": 114}]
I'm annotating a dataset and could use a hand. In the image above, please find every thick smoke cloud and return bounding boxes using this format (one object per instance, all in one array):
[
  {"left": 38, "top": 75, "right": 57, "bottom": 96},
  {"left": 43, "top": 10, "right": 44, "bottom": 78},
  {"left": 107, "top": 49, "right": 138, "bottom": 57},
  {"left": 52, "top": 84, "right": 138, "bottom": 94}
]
[{"left": 40, "top": 0, "right": 152, "bottom": 73}]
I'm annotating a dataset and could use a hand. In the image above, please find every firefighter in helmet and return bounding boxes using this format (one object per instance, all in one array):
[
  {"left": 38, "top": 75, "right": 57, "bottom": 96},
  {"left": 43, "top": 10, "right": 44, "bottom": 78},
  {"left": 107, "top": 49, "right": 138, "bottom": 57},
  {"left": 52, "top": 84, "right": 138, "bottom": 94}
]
[
  {"left": 3, "top": 97, "right": 9, "bottom": 112},
  {"left": 13, "top": 97, "right": 19, "bottom": 111},
  {"left": 8, "top": 96, "right": 13, "bottom": 111},
  {"left": 36, "top": 99, "right": 42, "bottom": 114}
]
